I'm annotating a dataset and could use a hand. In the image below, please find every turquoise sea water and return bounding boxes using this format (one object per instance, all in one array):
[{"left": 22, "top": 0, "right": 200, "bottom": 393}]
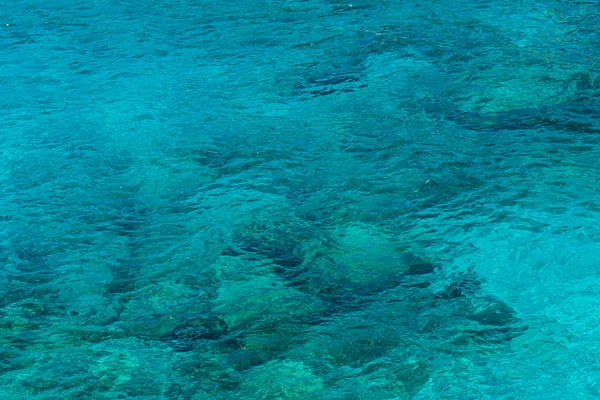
[{"left": 1, "top": 0, "right": 600, "bottom": 398}]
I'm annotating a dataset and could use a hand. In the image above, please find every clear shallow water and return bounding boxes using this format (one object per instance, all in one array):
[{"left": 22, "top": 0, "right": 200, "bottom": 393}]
[{"left": 1, "top": 0, "right": 600, "bottom": 398}]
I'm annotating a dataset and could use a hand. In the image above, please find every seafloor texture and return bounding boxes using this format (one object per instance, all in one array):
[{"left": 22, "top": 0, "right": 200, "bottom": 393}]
[{"left": 1, "top": 0, "right": 600, "bottom": 399}]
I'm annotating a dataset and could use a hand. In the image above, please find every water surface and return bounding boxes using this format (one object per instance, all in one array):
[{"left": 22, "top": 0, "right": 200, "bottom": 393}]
[{"left": 1, "top": 0, "right": 600, "bottom": 398}]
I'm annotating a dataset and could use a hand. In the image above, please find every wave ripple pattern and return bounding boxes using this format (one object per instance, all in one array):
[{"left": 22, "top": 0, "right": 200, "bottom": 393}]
[{"left": 1, "top": 0, "right": 600, "bottom": 399}]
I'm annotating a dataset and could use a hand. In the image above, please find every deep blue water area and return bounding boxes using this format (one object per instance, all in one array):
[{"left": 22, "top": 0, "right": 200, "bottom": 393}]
[{"left": 2, "top": 0, "right": 600, "bottom": 398}]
